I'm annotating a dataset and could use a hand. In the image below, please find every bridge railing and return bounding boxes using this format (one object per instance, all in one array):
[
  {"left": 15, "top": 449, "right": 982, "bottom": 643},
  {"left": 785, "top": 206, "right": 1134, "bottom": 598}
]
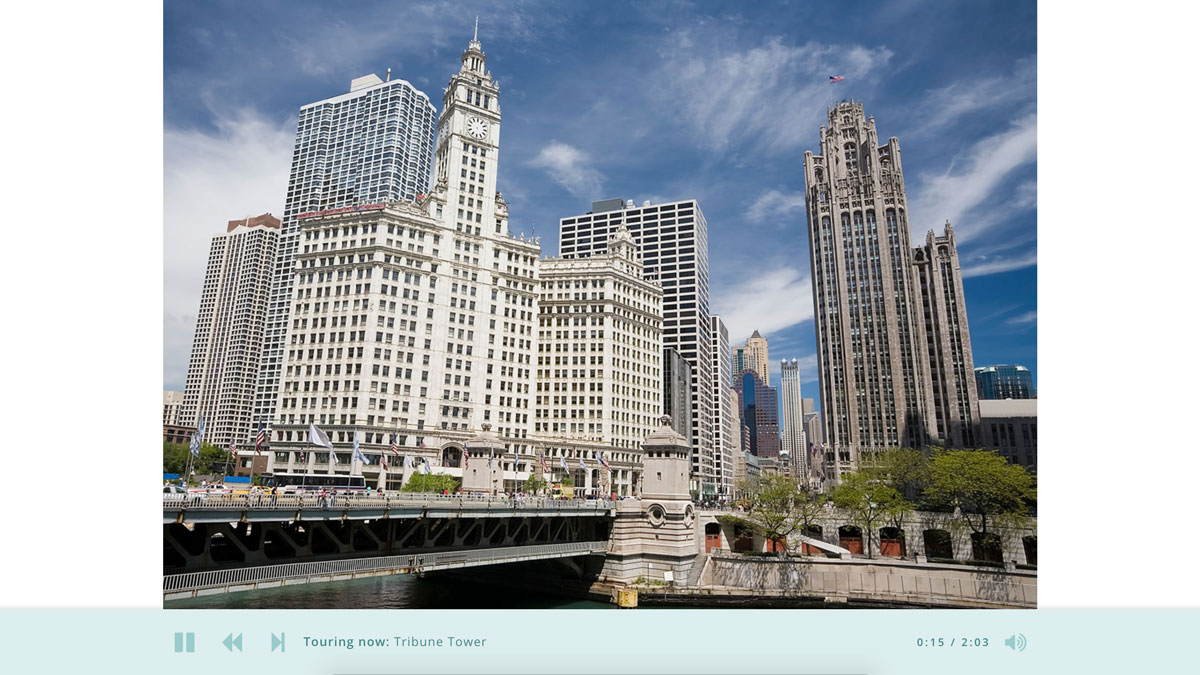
[
  {"left": 164, "top": 493, "right": 618, "bottom": 512},
  {"left": 163, "top": 541, "right": 606, "bottom": 595}
]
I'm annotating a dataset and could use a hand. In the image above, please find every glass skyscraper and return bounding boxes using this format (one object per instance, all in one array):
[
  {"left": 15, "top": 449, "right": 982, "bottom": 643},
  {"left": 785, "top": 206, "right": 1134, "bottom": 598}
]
[
  {"left": 254, "top": 74, "right": 438, "bottom": 429},
  {"left": 975, "top": 364, "right": 1036, "bottom": 399}
]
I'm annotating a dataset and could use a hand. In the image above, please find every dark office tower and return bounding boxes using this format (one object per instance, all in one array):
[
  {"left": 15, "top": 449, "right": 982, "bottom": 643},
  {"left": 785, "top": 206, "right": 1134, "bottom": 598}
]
[
  {"left": 253, "top": 72, "right": 438, "bottom": 431},
  {"left": 912, "top": 223, "right": 981, "bottom": 448},
  {"left": 559, "top": 198, "right": 715, "bottom": 496},
  {"left": 975, "top": 364, "right": 1036, "bottom": 400},
  {"left": 663, "top": 347, "right": 693, "bottom": 445},
  {"left": 804, "top": 101, "right": 936, "bottom": 460},
  {"left": 734, "top": 370, "right": 781, "bottom": 458}
]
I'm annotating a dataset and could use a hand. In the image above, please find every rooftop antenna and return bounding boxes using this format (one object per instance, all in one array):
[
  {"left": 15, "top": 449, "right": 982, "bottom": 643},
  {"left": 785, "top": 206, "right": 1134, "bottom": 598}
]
[
  {"left": 474, "top": 16, "right": 479, "bottom": 41},
  {"left": 386, "top": 67, "right": 391, "bottom": 82}
]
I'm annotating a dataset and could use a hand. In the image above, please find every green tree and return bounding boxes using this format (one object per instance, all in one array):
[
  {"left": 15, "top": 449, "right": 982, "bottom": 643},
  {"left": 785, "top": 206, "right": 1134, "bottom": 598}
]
[
  {"left": 740, "top": 474, "right": 819, "bottom": 556},
  {"left": 831, "top": 471, "right": 912, "bottom": 558},
  {"left": 402, "top": 472, "right": 460, "bottom": 494},
  {"left": 924, "top": 449, "right": 1036, "bottom": 539},
  {"left": 163, "top": 442, "right": 189, "bottom": 475},
  {"left": 163, "top": 441, "right": 229, "bottom": 482},
  {"left": 560, "top": 475, "right": 574, "bottom": 487},
  {"left": 524, "top": 473, "right": 547, "bottom": 494},
  {"left": 861, "top": 447, "right": 931, "bottom": 502}
]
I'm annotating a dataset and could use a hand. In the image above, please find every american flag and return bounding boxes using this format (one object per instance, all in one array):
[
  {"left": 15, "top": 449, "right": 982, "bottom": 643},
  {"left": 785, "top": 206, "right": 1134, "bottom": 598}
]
[
  {"left": 829, "top": 75, "right": 845, "bottom": 83},
  {"left": 381, "top": 456, "right": 389, "bottom": 471},
  {"left": 598, "top": 451, "right": 611, "bottom": 470},
  {"left": 255, "top": 421, "right": 266, "bottom": 455},
  {"left": 418, "top": 440, "right": 426, "bottom": 448},
  {"left": 390, "top": 435, "right": 399, "bottom": 456},
  {"left": 228, "top": 440, "right": 236, "bottom": 458},
  {"left": 463, "top": 448, "right": 469, "bottom": 470},
  {"left": 540, "top": 453, "right": 549, "bottom": 475}
]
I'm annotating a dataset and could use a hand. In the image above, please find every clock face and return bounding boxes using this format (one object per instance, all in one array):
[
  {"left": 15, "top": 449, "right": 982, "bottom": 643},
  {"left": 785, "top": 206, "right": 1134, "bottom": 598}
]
[{"left": 466, "top": 116, "right": 488, "bottom": 139}]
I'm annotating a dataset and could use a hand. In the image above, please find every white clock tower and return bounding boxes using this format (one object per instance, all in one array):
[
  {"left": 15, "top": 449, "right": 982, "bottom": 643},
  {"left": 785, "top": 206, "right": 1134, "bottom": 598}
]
[{"left": 431, "top": 22, "right": 510, "bottom": 238}]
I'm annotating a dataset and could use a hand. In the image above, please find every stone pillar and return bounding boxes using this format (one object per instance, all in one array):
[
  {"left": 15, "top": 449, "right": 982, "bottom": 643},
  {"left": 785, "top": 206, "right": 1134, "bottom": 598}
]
[
  {"left": 603, "top": 416, "right": 698, "bottom": 583},
  {"left": 463, "top": 423, "right": 505, "bottom": 495}
]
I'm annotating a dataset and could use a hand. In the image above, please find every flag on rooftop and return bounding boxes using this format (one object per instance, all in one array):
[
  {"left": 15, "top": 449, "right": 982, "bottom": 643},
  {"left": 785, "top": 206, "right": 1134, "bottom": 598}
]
[{"left": 829, "top": 75, "right": 845, "bottom": 83}]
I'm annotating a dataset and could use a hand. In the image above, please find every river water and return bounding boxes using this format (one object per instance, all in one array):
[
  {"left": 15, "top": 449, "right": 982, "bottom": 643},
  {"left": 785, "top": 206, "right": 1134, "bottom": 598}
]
[{"left": 166, "top": 573, "right": 611, "bottom": 610}]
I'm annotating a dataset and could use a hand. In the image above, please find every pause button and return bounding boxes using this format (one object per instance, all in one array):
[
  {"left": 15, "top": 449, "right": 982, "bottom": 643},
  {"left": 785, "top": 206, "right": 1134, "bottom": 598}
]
[{"left": 174, "top": 632, "right": 195, "bottom": 653}]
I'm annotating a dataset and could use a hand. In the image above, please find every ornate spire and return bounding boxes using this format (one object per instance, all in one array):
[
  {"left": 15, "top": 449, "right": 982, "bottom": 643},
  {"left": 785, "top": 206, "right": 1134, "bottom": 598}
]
[{"left": 473, "top": 16, "right": 479, "bottom": 41}]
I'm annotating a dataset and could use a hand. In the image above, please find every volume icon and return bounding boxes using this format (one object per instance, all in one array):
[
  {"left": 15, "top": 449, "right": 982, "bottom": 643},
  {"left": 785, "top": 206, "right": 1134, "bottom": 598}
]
[{"left": 1004, "top": 634, "right": 1027, "bottom": 652}]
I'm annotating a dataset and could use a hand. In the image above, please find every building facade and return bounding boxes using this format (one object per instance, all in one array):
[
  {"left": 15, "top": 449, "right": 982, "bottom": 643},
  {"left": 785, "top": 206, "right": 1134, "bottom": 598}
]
[
  {"left": 804, "top": 101, "right": 935, "bottom": 458},
  {"left": 804, "top": 101, "right": 983, "bottom": 467},
  {"left": 254, "top": 67, "right": 439, "bottom": 433},
  {"left": 735, "top": 370, "right": 781, "bottom": 458},
  {"left": 163, "top": 390, "right": 184, "bottom": 426},
  {"left": 663, "top": 347, "right": 693, "bottom": 445},
  {"left": 732, "top": 329, "right": 770, "bottom": 384},
  {"left": 979, "top": 399, "right": 1037, "bottom": 472},
  {"left": 535, "top": 224, "right": 663, "bottom": 452},
  {"left": 710, "top": 316, "right": 735, "bottom": 496},
  {"left": 779, "top": 358, "right": 807, "bottom": 479},
  {"left": 913, "top": 223, "right": 981, "bottom": 448},
  {"left": 180, "top": 214, "right": 280, "bottom": 450},
  {"left": 559, "top": 198, "right": 715, "bottom": 495},
  {"left": 265, "top": 34, "right": 542, "bottom": 487},
  {"left": 975, "top": 364, "right": 1036, "bottom": 400}
]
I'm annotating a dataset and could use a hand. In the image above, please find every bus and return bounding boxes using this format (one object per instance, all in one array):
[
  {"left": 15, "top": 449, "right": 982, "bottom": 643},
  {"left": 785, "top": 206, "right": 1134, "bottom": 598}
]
[{"left": 259, "top": 473, "right": 367, "bottom": 495}]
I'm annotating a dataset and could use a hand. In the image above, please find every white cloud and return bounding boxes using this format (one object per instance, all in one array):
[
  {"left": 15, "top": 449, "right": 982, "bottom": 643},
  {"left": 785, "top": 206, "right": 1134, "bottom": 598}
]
[
  {"left": 911, "top": 58, "right": 1036, "bottom": 136},
  {"left": 747, "top": 189, "right": 807, "bottom": 224},
  {"left": 655, "top": 37, "right": 893, "bottom": 155},
  {"left": 713, "top": 265, "right": 813, "bottom": 346},
  {"left": 961, "top": 249, "right": 1038, "bottom": 278},
  {"left": 163, "top": 109, "right": 294, "bottom": 390},
  {"left": 908, "top": 113, "right": 1037, "bottom": 242},
  {"left": 527, "top": 141, "right": 604, "bottom": 197},
  {"left": 1005, "top": 310, "right": 1037, "bottom": 326}
]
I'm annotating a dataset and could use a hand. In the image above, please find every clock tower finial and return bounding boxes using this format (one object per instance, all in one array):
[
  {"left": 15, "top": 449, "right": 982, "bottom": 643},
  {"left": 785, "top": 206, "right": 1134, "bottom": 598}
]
[{"left": 474, "top": 16, "right": 478, "bottom": 42}]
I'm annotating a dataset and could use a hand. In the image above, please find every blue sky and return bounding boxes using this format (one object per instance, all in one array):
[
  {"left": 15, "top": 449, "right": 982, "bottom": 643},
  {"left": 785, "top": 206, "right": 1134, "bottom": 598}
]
[{"left": 163, "top": 0, "right": 1037, "bottom": 407}]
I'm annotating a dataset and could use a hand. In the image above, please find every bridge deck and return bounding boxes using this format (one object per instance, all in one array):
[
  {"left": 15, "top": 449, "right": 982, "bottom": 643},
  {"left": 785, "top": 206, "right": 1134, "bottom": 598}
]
[
  {"left": 164, "top": 494, "right": 617, "bottom": 524},
  {"left": 163, "top": 541, "right": 608, "bottom": 600}
]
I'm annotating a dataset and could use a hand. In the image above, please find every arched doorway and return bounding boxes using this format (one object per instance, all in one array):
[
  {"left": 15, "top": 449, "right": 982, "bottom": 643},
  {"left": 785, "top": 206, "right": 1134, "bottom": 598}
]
[
  {"left": 880, "top": 527, "right": 905, "bottom": 557},
  {"left": 971, "top": 532, "right": 1004, "bottom": 563},
  {"left": 704, "top": 522, "right": 721, "bottom": 553},
  {"left": 440, "top": 445, "right": 463, "bottom": 468},
  {"left": 1022, "top": 535, "right": 1037, "bottom": 566},
  {"left": 923, "top": 529, "right": 953, "bottom": 560},
  {"left": 801, "top": 524, "right": 823, "bottom": 555},
  {"left": 838, "top": 525, "right": 863, "bottom": 554}
]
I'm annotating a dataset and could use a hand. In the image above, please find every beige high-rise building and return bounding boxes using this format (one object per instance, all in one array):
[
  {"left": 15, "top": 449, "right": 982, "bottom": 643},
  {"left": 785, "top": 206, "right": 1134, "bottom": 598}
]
[
  {"left": 913, "top": 223, "right": 981, "bottom": 447},
  {"left": 804, "top": 100, "right": 979, "bottom": 462},
  {"left": 710, "top": 316, "right": 734, "bottom": 496},
  {"left": 163, "top": 390, "right": 184, "bottom": 426},
  {"left": 180, "top": 214, "right": 280, "bottom": 450},
  {"left": 267, "top": 34, "right": 541, "bottom": 486},
  {"left": 535, "top": 224, "right": 663, "bottom": 451},
  {"left": 779, "top": 358, "right": 806, "bottom": 479},
  {"left": 732, "top": 329, "right": 770, "bottom": 384}
]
